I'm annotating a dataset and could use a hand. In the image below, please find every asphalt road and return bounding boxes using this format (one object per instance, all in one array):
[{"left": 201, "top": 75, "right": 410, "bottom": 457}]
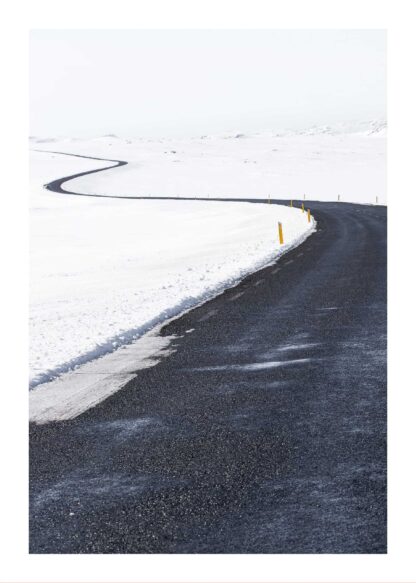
[
  {"left": 30, "top": 173, "right": 387, "bottom": 553},
  {"left": 38, "top": 150, "right": 128, "bottom": 196}
]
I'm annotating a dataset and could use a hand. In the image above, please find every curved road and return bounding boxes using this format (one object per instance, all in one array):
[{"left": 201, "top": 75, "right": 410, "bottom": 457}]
[
  {"left": 30, "top": 153, "right": 387, "bottom": 553},
  {"left": 35, "top": 150, "right": 129, "bottom": 197}
]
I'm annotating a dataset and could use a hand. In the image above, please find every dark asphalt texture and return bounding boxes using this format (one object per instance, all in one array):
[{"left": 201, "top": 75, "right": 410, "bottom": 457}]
[{"left": 30, "top": 152, "right": 386, "bottom": 553}]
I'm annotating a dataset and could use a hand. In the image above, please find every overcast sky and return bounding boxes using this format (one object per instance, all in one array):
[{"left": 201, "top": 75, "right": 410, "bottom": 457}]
[{"left": 30, "top": 29, "right": 386, "bottom": 137}]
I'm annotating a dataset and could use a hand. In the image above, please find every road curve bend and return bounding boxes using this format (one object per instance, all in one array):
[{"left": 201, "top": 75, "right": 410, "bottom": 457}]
[
  {"left": 34, "top": 150, "right": 129, "bottom": 197},
  {"left": 30, "top": 151, "right": 387, "bottom": 554}
]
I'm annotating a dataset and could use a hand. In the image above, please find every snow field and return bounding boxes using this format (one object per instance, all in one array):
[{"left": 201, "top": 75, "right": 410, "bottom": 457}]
[
  {"left": 30, "top": 150, "right": 315, "bottom": 387},
  {"left": 33, "top": 125, "right": 386, "bottom": 204}
]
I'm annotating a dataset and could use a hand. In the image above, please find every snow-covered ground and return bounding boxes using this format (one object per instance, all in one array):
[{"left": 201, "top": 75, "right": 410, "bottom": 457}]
[
  {"left": 30, "top": 149, "right": 315, "bottom": 387},
  {"left": 31, "top": 119, "right": 386, "bottom": 204},
  {"left": 30, "top": 121, "right": 385, "bottom": 390}
]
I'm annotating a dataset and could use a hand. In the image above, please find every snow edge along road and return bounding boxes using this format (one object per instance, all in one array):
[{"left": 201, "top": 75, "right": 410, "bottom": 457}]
[{"left": 29, "top": 150, "right": 316, "bottom": 423}]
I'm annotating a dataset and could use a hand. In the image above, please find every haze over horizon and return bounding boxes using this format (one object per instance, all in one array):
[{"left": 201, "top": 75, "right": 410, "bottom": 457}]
[{"left": 30, "top": 29, "right": 386, "bottom": 138}]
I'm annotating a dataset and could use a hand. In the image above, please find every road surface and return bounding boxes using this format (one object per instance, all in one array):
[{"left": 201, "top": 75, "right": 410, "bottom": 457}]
[{"left": 30, "top": 161, "right": 387, "bottom": 552}]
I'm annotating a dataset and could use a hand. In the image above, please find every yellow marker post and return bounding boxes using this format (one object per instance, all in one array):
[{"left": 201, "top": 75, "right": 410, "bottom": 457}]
[
  {"left": 290, "top": 200, "right": 293, "bottom": 207},
  {"left": 301, "top": 202, "right": 305, "bottom": 213},
  {"left": 307, "top": 209, "right": 311, "bottom": 223},
  {"left": 278, "top": 222, "right": 284, "bottom": 245}
]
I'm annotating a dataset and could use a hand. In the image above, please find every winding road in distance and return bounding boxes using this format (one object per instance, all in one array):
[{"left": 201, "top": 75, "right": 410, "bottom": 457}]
[
  {"left": 30, "top": 151, "right": 387, "bottom": 553},
  {"left": 35, "top": 150, "right": 129, "bottom": 196}
]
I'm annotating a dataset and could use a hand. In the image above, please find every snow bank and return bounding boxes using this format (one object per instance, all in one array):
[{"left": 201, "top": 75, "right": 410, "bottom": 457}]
[
  {"left": 30, "top": 325, "right": 177, "bottom": 423},
  {"left": 30, "top": 150, "right": 314, "bottom": 387}
]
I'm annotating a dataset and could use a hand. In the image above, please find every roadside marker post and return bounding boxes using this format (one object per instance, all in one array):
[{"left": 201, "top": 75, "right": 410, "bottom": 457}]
[
  {"left": 376, "top": 196, "right": 378, "bottom": 204},
  {"left": 303, "top": 194, "right": 306, "bottom": 200},
  {"left": 278, "top": 222, "right": 284, "bottom": 245},
  {"left": 338, "top": 194, "right": 341, "bottom": 202},
  {"left": 290, "top": 200, "right": 293, "bottom": 207},
  {"left": 307, "top": 209, "right": 311, "bottom": 223},
  {"left": 268, "top": 195, "right": 271, "bottom": 204},
  {"left": 301, "top": 202, "right": 305, "bottom": 213}
]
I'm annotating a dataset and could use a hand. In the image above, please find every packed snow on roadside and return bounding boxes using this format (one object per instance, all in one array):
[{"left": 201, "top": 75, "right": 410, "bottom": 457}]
[{"left": 30, "top": 150, "right": 314, "bottom": 387}]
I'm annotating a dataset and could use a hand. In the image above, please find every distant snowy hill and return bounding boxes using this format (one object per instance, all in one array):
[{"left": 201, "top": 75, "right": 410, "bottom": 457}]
[
  {"left": 277, "top": 119, "right": 386, "bottom": 138},
  {"left": 29, "top": 120, "right": 386, "bottom": 145}
]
